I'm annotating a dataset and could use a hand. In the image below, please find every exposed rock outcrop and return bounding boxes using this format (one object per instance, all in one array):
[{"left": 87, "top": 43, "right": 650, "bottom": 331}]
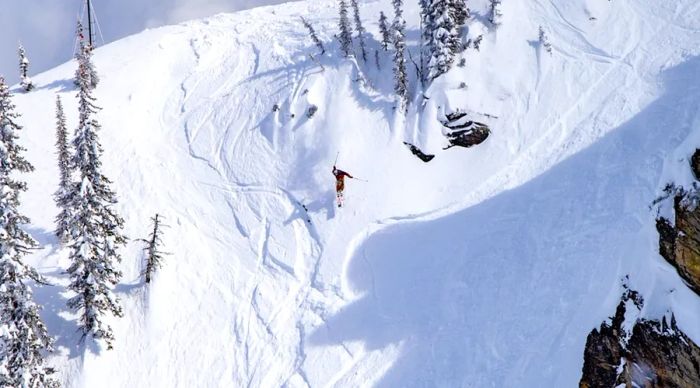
[
  {"left": 441, "top": 111, "right": 490, "bottom": 150},
  {"left": 580, "top": 290, "right": 700, "bottom": 388},
  {"left": 691, "top": 149, "right": 700, "bottom": 180},
  {"left": 403, "top": 142, "right": 435, "bottom": 162},
  {"left": 655, "top": 186, "right": 700, "bottom": 296},
  {"left": 663, "top": 195, "right": 700, "bottom": 296}
]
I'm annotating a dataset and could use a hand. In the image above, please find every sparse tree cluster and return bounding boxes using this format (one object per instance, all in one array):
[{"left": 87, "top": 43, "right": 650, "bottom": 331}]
[
  {"left": 1, "top": 2, "right": 170, "bottom": 373},
  {"left": 18, "top": 45, "right": 34, "bottom": 92},
  {"left": 423, "top": 0, "right": 468, "bottom": 80},
  {"left": 0, "top": 77, "right": 58, "bottom": 388}
]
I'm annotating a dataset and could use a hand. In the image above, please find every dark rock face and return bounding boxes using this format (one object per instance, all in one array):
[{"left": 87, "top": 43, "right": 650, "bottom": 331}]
[
  {"left": 580, "top": 291, "right": 700, "bottom": 388},
  {"left": 691, "top": 149, "right": 700, "bottom": 180},
  {"left": 669, "top": 196, "right": 700, "bottom": 296},
  {"left": 403, "top": 142, "right": 435, "bottom": 163},
  {"left": 580, "top": 301, "right": 626, "bottom": 388},
  {"left": 441, "top": 111, "right": 490, "bottom": 149},
  {"left": 627, "top": 318, "right": 700, "bottom": 387},
  {"left": 656, "top": 191, "right": 700, "bottom": 297},
  {"left": 656, "top": 217, "right": 676, "bottom": 266}
]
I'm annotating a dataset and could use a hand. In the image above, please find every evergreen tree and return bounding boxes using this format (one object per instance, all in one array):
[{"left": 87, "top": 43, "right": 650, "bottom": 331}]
[
  {"left": 0, "top": 77, "right": 58, "bottom": 388},
  {"left": 64, "top": 47, "right": 126, "bottom": 350},
  {"left": 426, "top": 0, "right": 463, "bottom": 80},
  {"left": 54, "top": 96, "right": 71, "bottom": 243},
  {"left": 489, "top": 0, "right": 503, "bottom": 26},
  {"left": 451, "top": 0, "right": 470, "bottom": 27},
  {"left": 378, "top": 12, "right": 391, "bottom": 51},
  {"left": 18, "top": 45, "right": 34, "bottom": 92},
  {"left": 337, "top": 0, "right": 353, "bottom": 57},
  {"left": 350, "top": 0, "right": 367, "bottom": 62},
  {"left": 539, "top": 25, "right": 552, "bottom": 54},
  {"left": 300, "top": 17, "right": 325, "bottom": 55},
  {"left": 74, "top": 21, "right": 99, "bottom": 90},
  {"left": 419, "top": 0, "right": 431, "bottom": 80},
  {"left": 391, "top": 0, "right": 408, "bottom": 108},
  {"left": 140, "top": 214, "right": 167, "bottom": 284}
]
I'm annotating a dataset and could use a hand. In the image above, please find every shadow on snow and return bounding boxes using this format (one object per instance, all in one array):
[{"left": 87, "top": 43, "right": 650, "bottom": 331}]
[{"left": 308, "top": 57, "right": 700, "bottom": 386}]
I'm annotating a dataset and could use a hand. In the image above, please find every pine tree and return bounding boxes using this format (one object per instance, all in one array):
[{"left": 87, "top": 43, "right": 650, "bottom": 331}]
[
  {"left": 451, "top": 0, "right": 470, "bottom": 27},
  {"left": 0, "top": 77, "right": 58, "bottom": 388},
  {"left": 391, "top": 0, "right": 408, "bottom": 108},
  {"left": 350, "top": 0, "right": 367, "bottom": 62},
  {"left": 378, "top": 12, "right": 391, "bottom": 51},
  {"left": 419, "top": 0, "right": 432, "bottom": 80},
  {"left": 489, "top": 0, "right": 503, "bottom": 26},
  {"left": 18, "top": 44, "right": 34, "bottom": 92},
  {"left": 74, "top": 21, "right": 99, "bottom": 90},
  {"left": 64, "top": 46, "right": 126, "bottom": 350},
  {"left": 300, "top": 17, "right": 325, "bottom": 55},
  {"left": 426, "top": 0, "right": 463, "bottom": 80},
  {"left": 140, "top": 214, "right": 167, "bottom": 284},
  {"left": 338, "top": 0, "right": 353, "bottom": 57},
  {"left": 54, "top": 96, "right": 71, "bottom": 243},
  {"left": 539, "top": 25, "right": 552, "bottom": 54}
]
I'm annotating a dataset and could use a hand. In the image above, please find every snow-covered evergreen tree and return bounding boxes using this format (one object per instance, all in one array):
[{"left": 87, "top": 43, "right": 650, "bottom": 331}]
[
  {"left": 74, "top": 21, "right": 99, "bottom": 89},
  {"left": 337, "top": 0, "right": 353, "bottom": 57},
  {"left": 451, "top": 0, "right": 469, "bottom": 27},
  {"left": 18, "top": 45, "right": 34, "bottom": 92},
  {"left": 350, "top": 0, "right": 367, "bottom": 62},
  {"left": 140, "top": 214, "right": 167, "bottom": 284},
  {"left": 539, "top": 25, "right": 552, "bottom": 54},
  {"left": 64, "top": 46, "right": 126, "bottom": 350},
  {"left": 54, "top": 96, "right": 71, "bottom": 243},
  {"left": 425, "top": 0, "right": 463, "bottom": 80},
  {"left": 378, "top": 12, "right": 391, "bottom": 51},
  {"left": 300, "top": 17, "right": 325, "bottom": 55},
  {"left": 0, "top": 77, "right": 58, "bottom": 388},
  {"left": 488, "top": 0, "right": 503, "bottom": 26},
  {"left": 391, "top": 0, "right": 408, "bottom": 108}
]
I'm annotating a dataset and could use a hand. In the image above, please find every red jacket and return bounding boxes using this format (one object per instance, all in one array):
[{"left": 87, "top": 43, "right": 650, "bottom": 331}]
[
  {"left": 333, "top": 167, "right": 353, "bottom": 191},
  {"left": 333, "top": 167, "right": 353, "bottom": 180}
]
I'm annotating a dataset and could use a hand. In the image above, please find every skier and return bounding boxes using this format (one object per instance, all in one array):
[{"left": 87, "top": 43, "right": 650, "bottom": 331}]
[{"left": 333, "top": 165, "right": 354, "bottom": 207}]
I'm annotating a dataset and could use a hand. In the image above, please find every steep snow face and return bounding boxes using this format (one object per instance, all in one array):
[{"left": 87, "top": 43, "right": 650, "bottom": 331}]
[{"left": 9, "top": 0, "right": 700, "bottom": 386}]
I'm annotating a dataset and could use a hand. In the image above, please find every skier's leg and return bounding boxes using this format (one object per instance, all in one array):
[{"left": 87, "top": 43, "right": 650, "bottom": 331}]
[{"left": 337, "top": 190, "right": 344, "bottom": 207}]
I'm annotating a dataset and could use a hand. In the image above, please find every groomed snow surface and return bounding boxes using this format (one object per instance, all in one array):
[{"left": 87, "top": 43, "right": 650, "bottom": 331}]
[{"left": 9, "top": 0, "right": 700, "bottom": 386}]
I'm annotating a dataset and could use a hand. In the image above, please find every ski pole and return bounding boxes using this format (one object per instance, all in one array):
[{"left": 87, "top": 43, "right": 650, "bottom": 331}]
[
  {"left": 334, "top": 152, "right": 339, "bottom": 166},
  {"left": 353, "top": 177, "right": 368, "bottom": 182}
]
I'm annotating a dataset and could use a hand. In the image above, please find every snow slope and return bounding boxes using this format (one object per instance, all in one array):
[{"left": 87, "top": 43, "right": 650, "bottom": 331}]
[{"left": 7, "top": 0, "right": 700, "bottom": 386}]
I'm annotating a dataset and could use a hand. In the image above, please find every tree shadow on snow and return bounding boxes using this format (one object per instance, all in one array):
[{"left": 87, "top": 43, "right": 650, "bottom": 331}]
[
  {"left": 33, "top": 78, "right": 76, "bottom": 93},
  {"left": 26, "top": 225, "right": 62, "bottom": 257},
  {"left": 308, "top": 57, "right": 700, "bottom": 386},
  {"left": 32, "top": 272, "right": 87, "bottom": 360}
]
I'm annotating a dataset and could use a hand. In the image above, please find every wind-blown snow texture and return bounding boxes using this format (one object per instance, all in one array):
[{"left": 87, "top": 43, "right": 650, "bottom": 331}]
[{"left": 8, "top": 0, "right": 700, "bottom": 386}]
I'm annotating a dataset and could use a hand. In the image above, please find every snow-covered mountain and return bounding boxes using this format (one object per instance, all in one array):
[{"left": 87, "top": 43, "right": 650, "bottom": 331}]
[{"left": 7, "top": 0, "right": 700, "bottom": 386}]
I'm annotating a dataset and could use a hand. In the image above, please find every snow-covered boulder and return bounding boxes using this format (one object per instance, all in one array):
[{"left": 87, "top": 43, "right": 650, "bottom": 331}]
[{"left": 441, "top": 111, "right": 490, "bottom": 149}]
